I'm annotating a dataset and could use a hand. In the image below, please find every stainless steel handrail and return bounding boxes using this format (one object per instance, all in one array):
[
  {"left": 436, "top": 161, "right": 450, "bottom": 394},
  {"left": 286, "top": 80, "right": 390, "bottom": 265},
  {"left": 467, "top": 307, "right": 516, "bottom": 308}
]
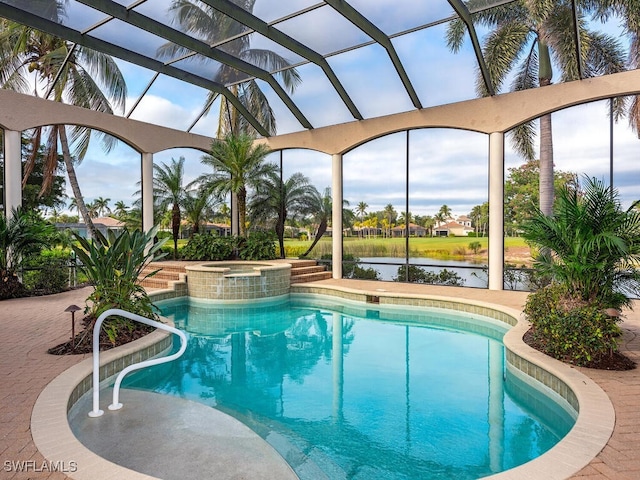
[{"left": 88, "top": 308, "right": 187, "bottom": 418}]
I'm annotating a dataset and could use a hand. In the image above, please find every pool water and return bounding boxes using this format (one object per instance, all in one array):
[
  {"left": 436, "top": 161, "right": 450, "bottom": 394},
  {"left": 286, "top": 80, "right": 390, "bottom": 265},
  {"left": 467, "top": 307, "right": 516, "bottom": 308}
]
[{"left": 124, "top": 296, "right": 575, "bottom": 480}]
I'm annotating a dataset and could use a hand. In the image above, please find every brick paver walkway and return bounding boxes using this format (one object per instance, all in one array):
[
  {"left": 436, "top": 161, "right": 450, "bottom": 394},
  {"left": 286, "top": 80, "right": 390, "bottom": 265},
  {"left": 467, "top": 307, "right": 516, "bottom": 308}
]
[{"left": 0, "top": 285, "right": 638, "bottom": 479}]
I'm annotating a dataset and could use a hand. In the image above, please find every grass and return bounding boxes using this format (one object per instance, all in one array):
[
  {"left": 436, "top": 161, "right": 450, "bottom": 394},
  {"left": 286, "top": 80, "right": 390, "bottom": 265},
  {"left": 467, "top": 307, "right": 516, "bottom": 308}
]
[{"left": 282, "top": 236, "right": 529, "bottom": 260}]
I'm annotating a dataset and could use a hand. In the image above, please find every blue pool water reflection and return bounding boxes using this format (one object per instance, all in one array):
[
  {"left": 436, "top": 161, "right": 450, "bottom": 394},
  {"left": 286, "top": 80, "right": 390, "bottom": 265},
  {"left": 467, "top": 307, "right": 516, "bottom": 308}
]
[{"left": 124, "top": 296, "right": 575, "bottom": 480}]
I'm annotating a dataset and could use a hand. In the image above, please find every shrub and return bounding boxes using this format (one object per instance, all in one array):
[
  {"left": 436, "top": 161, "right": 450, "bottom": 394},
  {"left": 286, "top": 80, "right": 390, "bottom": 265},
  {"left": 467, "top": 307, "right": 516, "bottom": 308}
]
[
  {"left": 394, "top": 265, "right": 465, "bottom": 286},
  {"left": 468, "top": 241, "right": 482, "bottom": 254},
  {"left": 350, "top": 265, "right": 380, "bottom": 280},
  {"left": 524, "top": 283, "right": 622, "bottom": 366},
  {"left": 181, "top": 234, "right": 234, "bottom": 261},
  {"left": 22, "top": 250, "right": 72, "bottom": 294},
  {"left": 521, "top": 176, "right": 640, "bottom": 309},
  {"left": 237, "top": 232, "right": 277, "bottom": 260}
]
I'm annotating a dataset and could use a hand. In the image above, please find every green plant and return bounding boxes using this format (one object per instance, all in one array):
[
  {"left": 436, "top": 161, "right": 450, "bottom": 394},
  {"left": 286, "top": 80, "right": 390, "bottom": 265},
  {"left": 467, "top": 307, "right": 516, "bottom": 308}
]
[
  {"left": 522, "top": 176, "right": 640, "bottom": 309},
  {"left": 72, "top": 226, "right": 167, "bottom": 322},
  {"left": 321, "top": 253, "right": 380, "bottom": 280},
  {"left": 393, "top": 265, "right": 465, "bottom": 286},
  {"left": 524, "top": 283, "right": 622, "bottom": 366},
  {"left": 350, "top": 265, "right": 380, "bottom": 280},
  {"left": 236, "top": 232, "right": 277, "bottom": 260},
  {"left": 181, "top": 234, "right": 235, "bottom": 261},
  {"left": 22, "top": 249, "right": 73, "bottom": 294},
  {"left": 468, "top": 241, "right": 482, "bottom": 254},
  {"left": 0, "top": 208, "right": 56, "bottom": 299}
]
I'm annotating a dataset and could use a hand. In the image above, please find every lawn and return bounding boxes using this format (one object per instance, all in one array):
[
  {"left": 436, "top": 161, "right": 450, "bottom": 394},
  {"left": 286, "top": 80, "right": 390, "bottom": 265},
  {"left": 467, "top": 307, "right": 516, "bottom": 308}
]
[{"left": 282, "top": 236, "right": 530, "bottom": 261}]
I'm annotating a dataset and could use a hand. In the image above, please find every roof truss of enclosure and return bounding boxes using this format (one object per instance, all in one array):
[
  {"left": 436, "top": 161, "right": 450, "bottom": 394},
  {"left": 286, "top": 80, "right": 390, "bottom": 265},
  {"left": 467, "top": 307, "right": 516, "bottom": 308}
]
[{"left": 0, "top": 0, "right": 595, "bottom": 138}]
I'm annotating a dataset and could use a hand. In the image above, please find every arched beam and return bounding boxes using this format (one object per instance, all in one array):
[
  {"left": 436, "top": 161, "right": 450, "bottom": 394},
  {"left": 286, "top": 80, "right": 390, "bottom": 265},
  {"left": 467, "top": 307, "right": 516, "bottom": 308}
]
[
  {"left": 258, "top": 68, "right": 640, "bottom": 154},
  {"left": 0, "top": 88, "right": 212, "bottom": 154}
]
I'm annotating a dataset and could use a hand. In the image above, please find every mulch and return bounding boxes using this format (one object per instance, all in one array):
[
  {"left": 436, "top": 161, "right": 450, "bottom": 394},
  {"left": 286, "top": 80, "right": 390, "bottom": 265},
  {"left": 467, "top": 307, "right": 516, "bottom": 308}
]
[
  {"left": 523, "top": 328, "right": 636, "bottom": 371},
  {"left": 47, "top": 315, "right": 154, "bottom": 355}
]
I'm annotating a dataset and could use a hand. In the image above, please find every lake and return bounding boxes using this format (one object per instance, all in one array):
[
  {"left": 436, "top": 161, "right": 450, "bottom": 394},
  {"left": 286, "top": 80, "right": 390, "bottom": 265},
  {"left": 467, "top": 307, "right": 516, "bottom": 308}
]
[{"left": 353, "top": 257, "right": 489, "bottom": 288}]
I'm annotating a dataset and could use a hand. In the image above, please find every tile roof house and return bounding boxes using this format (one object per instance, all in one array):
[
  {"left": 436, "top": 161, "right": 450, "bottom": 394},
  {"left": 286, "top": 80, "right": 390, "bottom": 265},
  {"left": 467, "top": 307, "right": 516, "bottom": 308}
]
[
  {"left": 433, "top": 220, "right": 474, "bottom": 237},
  {"left": 55, "top": 217, "right": 125, "bottom": 239}
]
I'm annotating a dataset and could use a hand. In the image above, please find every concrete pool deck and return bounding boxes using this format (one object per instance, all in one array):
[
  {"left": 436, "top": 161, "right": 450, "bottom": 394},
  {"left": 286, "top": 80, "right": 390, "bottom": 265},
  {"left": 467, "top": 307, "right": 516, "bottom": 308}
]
[{"left": 1, "top": 281, "right": 639, "bottom": 479}]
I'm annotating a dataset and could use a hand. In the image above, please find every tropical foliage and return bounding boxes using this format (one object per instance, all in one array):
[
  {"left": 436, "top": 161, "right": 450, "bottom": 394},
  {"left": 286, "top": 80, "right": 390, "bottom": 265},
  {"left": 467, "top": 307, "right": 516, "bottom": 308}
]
[
  {"left": 72, "top": 227, "right": 167, "bottom": 323},
  {"left": 522, "top": 176, "right": 640, "bottom": 307},
  {"left": 199, "top": 133, "right": 274, "bottom": 237},
  {"left": 447, "top": 1, "right": 627, "bottom": 215},
  {"left": 0, "top": 207, "right": 56, "bottom": 299},
  {"left": 181, "top": 234, "right": 235, "bottom": 261},
  {"left": 393, "top": 265, "right": 466, "bottom": 286},
  {"left": 522, "top": 177, "right": 640, "bottom": 365},
  {"left": 0, "top": 12, "right": 127, "bottom": 238},
  {"left": 250, "top": 171, "right": 318, "bottom": 258},
  {"left": 157, "top": 0, "right": 300, "bottom": 137},
  {"left": 150, "top": 157, "right": 191, "bottom": 258}
]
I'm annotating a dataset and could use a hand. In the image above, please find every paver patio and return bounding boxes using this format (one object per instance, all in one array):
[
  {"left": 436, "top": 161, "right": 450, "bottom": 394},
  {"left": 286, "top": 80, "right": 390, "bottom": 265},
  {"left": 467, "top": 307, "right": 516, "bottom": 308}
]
[{"left": 1, "top": 282, "right": 638, "bottom": 479}]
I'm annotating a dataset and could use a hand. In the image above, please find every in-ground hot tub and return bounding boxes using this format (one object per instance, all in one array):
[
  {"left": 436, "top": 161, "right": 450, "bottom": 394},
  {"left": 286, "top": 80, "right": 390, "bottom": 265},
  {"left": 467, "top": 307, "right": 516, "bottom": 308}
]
[{"left": 184, "top": 261, "right": 291, "bottom": 301}]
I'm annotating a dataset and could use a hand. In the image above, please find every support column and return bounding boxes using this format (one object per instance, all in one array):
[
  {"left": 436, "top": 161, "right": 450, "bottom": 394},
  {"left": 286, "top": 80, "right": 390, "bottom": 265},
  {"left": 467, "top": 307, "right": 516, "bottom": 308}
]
[
  {"left": 4, "top": 130, "right": 22, "bottom": 217},
  {"left": 488, "top": 132, "right": 505, "bottom": 290},
  {"left": 332, "top": 153, "right": 343, "bottom": 279},
  {"left": 141, "top": 152, "right": 154, "bottom": 234}
]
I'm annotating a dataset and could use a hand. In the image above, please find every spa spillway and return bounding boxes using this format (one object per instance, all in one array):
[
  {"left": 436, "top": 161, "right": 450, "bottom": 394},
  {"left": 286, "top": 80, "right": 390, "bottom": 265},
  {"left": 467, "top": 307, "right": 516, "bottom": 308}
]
[{"left": 184, "top": 261, "right": 291, "bottom": 301}]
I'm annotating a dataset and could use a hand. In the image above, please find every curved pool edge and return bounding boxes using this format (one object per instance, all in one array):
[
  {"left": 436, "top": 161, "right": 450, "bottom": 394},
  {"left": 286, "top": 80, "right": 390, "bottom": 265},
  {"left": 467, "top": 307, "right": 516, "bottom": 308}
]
[
  {"left": 31, "top": 319, "right": 297, "bottom": 480},
  {"left": 31, "top": 327, "right": 173, "bottom": 480},
  {"left": 30, "top": 285, "right": 615, "bottom": 480},
  {"left": 290, "top": 283, "right": 615, "bottom": 480}
]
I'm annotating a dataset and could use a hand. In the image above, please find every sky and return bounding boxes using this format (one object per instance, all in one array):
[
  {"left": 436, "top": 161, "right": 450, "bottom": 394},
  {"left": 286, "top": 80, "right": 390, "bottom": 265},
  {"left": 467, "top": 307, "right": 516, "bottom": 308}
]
[{"left": 52, "top": 0, "right": 640, "bottom": 219}]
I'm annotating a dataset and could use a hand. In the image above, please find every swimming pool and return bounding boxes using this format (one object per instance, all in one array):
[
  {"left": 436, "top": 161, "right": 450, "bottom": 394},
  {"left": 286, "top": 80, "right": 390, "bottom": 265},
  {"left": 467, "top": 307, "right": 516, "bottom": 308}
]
[{"left": 123, "top": 295, "right": 576, "bottom": 480}]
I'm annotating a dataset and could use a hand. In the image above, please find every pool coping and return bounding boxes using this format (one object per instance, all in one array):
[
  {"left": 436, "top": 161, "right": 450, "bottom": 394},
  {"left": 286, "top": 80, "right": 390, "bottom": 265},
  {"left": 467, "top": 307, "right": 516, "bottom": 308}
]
[{"left": 30, "top": 285, "right": 614, "bottom": 480}]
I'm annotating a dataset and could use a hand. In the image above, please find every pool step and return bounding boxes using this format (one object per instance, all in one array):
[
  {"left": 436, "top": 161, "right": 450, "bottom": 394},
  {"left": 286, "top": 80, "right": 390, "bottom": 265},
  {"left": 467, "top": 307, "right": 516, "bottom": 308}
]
[
  {"left": 290, "top": 262, "right": 332, "bottom": 284},
  {"left": 138, "top": 259, "right": 330, "bottom": 290},
  {"left": 137, "top": 261, "right": 194, "bottom": 290}
]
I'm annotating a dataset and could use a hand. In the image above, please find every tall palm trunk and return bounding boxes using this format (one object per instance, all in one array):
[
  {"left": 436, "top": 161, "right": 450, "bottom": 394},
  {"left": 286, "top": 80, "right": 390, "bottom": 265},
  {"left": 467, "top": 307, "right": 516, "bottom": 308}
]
[
  {"left": 302, "top": 217, "right": 327, "bottom": 257},
  {"left": 171, "top": 203, "right": 180, "bottom": 259},
  {"left": 276, "top": 205, "right": 286, "bottom": 258},
  {"left": 538, "top": 39, "right": 554, "bottom": 216},
  {"left": 539, "top": 110, "right": 554, "bottom": 216},
  {"left": 237, "top": 186, "right": 247, "bottom": 237},
  {"left": 58, "top": 126, "right": 98, "bottom": 239}
]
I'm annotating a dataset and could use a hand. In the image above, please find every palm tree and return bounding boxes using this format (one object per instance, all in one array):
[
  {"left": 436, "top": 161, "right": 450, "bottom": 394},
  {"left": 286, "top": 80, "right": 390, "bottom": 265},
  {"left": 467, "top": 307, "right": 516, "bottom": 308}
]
[
  {"left": 355, "top": 201, "right": 368, "bottom": 238},
  {"left": 214, "top": 203, "right": 231, "bottom": 225},
  {"left": 113, "top": 200, "right": 129, "bottom": 220},
  {"left": 68, "top": 197, "right": 79, "bottom": 216},
  {"left": 0, "top": 16, "right": 127, "bottom": 238},
  {"left": 438, "top": 204, "right": 452, "bottom": 220},
  {"left": 85, "top": 201, "right": 99, "bottom": 219},
  {"left": 250, "top": 171, "right": 317, "bottom": 258},
  {"left": 423, "top": 215, "right": 436, "bottom": 236},
  {"left": 199, "top": 133, "right": 274, "bottom": 237},
  {"left": 93, "top": 196, "right": 111, "bottom": 217},
  {"left": 447, "top": 1, "right": 626, "bottom": 215},
  {"left": 152, "top": 157, "right": 189, "bottom": 258},
  {"left": 157, "top": 0, "right": 300, "bottom": 137},
  {"left": 522, "top": 176, "right": 640, "bottom": 308},
  {"left": 590, "top": 2, "right": 640, "bottom": 134},
  {"left": 301, "top": 187, "right": 332, "bottom": 258},
  {"left": 383, "top": 203, "right": 396, "bottom": 237},
  {"left": 183, "top": 188, "right": 219, "bottom": 236}
]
